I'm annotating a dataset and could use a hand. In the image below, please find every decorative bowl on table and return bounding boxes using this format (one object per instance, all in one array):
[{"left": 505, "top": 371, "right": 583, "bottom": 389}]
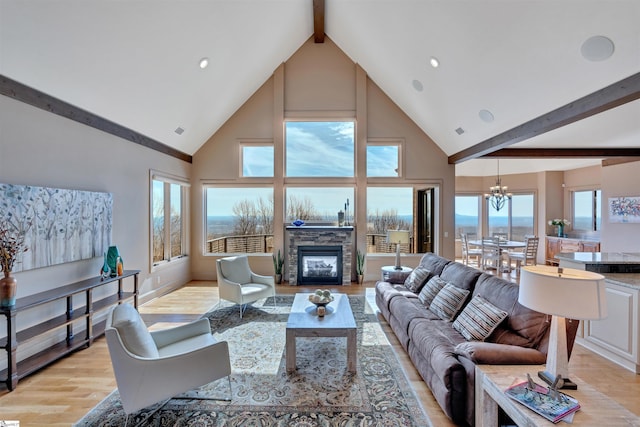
[{"left": 308, "top": 289, "right": 334, "bottom": 307}]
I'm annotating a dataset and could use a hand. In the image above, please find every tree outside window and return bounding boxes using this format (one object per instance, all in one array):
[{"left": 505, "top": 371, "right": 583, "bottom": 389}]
[{"left": 152, "top": 175, "right": 188, "bottom": 266}]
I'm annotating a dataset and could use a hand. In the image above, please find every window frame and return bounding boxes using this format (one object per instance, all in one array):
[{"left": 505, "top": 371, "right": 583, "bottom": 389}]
[{"left": 150, "top": 170, "right": 190, "bottom": 271}]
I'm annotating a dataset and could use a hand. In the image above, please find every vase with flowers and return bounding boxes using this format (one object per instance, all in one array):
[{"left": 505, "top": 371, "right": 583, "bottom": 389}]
[
  {"left": 0, "top": 222, "right": 29, "bottom": 307},
  {"left": 548, "top": 218, "right": 570, "bottom": 237}
]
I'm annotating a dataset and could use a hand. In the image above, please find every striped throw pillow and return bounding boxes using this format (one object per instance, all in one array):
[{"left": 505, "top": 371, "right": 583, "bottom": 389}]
[
  {"left": 418, "top": 275, "right": 447, "bottom": 307},
  {"left": 428, "top": 283, "right": 470, "bottom": 321},
  {"left": 404, "top": 267, "right": 432, "bottom": 293},
  {"left": 453, "top": 295, "right": 509, "bottom": 341}
]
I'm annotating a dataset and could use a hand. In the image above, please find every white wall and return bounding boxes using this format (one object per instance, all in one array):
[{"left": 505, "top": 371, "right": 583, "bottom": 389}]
[{"left": 0, "top": 95, "right": 192, "bottom": 363}]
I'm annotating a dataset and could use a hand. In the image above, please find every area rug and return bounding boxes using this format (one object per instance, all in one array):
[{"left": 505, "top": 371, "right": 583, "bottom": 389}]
[{"left": 75, "top": 296, "right": 432, "bottom": 426}]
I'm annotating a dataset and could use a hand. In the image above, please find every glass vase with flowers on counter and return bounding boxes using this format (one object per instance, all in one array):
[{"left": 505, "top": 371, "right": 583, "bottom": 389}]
[{"left": 549, "top": 218, "right": 570, "bottom": 237}]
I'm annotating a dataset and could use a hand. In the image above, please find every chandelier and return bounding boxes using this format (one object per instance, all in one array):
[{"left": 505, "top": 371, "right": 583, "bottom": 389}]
[{"left": 485, "top": 159, "right": 512, "bottom": 211}]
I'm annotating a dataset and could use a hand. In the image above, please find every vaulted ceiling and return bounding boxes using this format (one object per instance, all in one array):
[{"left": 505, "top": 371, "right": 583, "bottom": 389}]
[{"left": 1, "top": 0, "right": 639, "bottom": 176}]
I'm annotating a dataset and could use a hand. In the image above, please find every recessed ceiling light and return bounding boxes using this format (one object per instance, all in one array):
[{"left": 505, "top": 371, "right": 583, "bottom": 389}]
[
  {"left": 581, "top": 36, "right": 615, "bottom": 62},
  {"left": 429, "top": 56, "right": 440, "bottom": 68},
  {"left": 479, "top": 109, "right": 495, "bottom": 123},
  {"left": 412, "top": 79, "right": 424, "bottom": 92},
  {"left": 199, "top": 57, "right": 209, "bottom": 69}
]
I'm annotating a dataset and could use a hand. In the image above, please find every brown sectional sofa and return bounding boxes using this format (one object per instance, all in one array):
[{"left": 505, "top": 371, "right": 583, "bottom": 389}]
[{"left": 375, "top": 253, "right": 579, "bottom": 426}]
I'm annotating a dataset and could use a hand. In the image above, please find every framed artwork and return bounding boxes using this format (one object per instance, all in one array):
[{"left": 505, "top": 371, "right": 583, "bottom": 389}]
[
  {"left": 0, "top": 183, "right": 112, "bottom": 272},
  {"left": 609, "top": 196, "right": 640, "bottom": 223}
]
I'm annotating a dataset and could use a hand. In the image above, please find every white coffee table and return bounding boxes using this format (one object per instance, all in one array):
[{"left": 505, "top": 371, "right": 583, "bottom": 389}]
[{"left": 286, "top": 293, "right": 357, "bottom": 373}]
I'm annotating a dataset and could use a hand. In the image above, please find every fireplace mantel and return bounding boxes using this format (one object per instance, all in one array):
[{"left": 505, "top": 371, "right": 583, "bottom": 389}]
[{"left": 286, "top": 226, "right": 354, "bottom": 285}]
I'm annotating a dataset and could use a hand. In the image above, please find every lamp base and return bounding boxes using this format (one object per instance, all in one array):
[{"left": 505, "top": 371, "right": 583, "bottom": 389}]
[{"left": 538, "top": 370, "right": 578, "bottom": 390}]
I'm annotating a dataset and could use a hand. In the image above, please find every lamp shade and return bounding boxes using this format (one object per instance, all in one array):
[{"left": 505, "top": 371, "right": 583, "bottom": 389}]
[
  {"left": 518, "top": 265, "right": 607, "bottom": 320},
  {"left": 386, "top": 230, "right": 410, "bottom": 245}
]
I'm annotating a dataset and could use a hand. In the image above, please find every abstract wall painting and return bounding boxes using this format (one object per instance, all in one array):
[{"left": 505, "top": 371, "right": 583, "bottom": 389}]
[
  {"left": 609, "top": 196, "right": 640, "bottom": 224},
  {"left": 0, "top": 183, "right": 112, "bottom": 272}
]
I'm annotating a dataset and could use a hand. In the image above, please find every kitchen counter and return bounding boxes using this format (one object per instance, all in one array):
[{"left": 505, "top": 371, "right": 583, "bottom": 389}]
[{"left": 557, "top": 252, "right": 640, "bottom": 273}]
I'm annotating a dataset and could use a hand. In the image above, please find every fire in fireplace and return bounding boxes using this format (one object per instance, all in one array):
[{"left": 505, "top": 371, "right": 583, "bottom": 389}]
[{"left": 297, "top": 245, "right": 343, "bottom": 285}]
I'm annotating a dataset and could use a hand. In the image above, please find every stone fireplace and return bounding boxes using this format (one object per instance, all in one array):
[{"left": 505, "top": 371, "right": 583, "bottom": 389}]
[{"left": 286, "top": 226, "right": 353, "bottom": 285}]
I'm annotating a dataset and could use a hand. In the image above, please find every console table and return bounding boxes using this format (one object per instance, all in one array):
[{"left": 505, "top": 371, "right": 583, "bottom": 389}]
[{"left": 0, "top": 270, "right": 139, "bottom": 391}]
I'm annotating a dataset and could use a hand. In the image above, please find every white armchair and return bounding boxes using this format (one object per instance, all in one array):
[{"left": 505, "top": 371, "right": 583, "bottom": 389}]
[
  {"left": 216, "top": 255, "right": 276, "bottom": 318},
  {"left": 105, "top": 303, "right": 231, "bottom": 417}
]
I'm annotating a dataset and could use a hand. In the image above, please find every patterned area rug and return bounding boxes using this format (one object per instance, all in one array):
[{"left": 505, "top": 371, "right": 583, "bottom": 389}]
[{"left": 75, "top": 295, "right": 431, "bottom": 426}]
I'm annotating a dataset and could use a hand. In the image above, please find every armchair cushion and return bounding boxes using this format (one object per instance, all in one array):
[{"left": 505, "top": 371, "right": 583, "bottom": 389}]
[
  {"left": 219, "top": 256, "right": 252, "bottom": 284},
  {"left": 110, "top": 303, "right": 159, "bottom": 358}
]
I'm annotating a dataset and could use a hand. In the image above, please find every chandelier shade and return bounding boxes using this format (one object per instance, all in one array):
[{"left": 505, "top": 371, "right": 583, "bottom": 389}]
[{"left": 485, "top": 160, "right": 512, "bottom": 211}]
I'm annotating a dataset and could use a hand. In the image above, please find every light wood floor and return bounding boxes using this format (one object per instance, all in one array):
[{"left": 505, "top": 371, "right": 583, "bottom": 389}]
[{"left": 1, "top": 281, "right": 639, "bottom": 426}]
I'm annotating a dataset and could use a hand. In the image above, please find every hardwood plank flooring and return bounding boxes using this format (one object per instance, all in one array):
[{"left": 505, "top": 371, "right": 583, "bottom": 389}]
[{"left": 0, "top": 280, "right": 638, "bottom": 426}]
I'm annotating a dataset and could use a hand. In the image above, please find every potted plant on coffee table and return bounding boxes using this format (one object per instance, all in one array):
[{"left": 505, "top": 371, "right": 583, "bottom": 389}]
[{"left": 273, "top": 249, "right": 284, "bottom": 284}]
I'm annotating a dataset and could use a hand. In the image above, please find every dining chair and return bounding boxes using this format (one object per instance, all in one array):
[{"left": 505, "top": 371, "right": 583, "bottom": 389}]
[
  {"left": 460, "top": 233, "right": 482, "bottom": 267},
  {"left": 481, "top": 236, "right": 503, "bottom": 271},
  {"left": 507, "top": 236, "right": 539, "bottom": 277}
]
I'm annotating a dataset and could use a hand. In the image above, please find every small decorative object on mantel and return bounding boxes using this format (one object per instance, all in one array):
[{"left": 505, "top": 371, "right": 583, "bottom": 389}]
[
  {"left": 0, "top": 221, "right": 30, "bottom": 308},
  {"left": 338, "top": 210, "right": 345, "bottom": 227},
  {"left": 548, "top": 219, "right": 570, "bottom": 237},
  {"left": 292, "top": 219, "right": 305, "bottom": 227}
]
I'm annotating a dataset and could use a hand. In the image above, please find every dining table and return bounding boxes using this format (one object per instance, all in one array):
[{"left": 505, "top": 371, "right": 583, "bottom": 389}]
[{"left": 468, "top": 239, "right": 526, "bottom": 272}]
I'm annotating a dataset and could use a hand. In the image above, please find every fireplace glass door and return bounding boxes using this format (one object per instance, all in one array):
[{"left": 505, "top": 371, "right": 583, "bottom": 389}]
[{"left": 297, "top": 246, "right": 343, "bottom": 285}]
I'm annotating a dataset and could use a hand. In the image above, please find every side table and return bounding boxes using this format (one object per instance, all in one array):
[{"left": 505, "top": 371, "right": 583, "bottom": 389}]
[
  {"left": 381, "top": 265, "right": 413, "bottom": 283},
  {"left": 475, "top": 364, "right": 640, "bottom": 426}
]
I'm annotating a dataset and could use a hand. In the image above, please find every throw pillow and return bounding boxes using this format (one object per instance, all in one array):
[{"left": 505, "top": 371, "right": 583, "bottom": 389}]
[
  {"left": 418, "top": 275, "right": 447, "bottom": 307},
  {"left": 453, "top": 295, "right": 509, "bottom": 341},
  {"left": 403, "top": 267, "right": 432, "bottom": 293},
  {"left": 429, "top": 283, "right": 470, "bottom": 321}
]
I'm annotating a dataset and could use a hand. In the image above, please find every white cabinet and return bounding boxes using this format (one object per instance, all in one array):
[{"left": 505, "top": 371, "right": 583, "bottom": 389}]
[{"left": 577, "top": 280, "right": 640, "bottom": 373}]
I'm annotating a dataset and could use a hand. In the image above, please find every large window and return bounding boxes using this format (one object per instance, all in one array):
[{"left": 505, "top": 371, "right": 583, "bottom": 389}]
[
  {"left": 285, "top": 121, "right": 354, "bottom": 177},
  {"left": 151, "top": 173, "right": 188, "bottom": 266},
  {"left": 486, "top": 193, "right": 535, "bottom": 240},
  {"left": 205, "top": 187, "right": 274, "bottom": 253},
  {"left": 455, "top": 195, "right": 480, "bottom": 238},
  {"left": 573, "top": 189, "right": 601, "bottom": 231},
  {"left": 510, "top": 194, "right": 534, "bottom": 241},
  {"left": 366, "top": 187, "right": 414, "bottom": 253},
  {"left": 285, "top": 187, "right": 354, "bottom": 222}
]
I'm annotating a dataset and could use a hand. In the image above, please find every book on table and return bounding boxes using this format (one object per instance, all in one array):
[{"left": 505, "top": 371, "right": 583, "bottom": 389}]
[{"left": 504, "top": 380, "right": 580, "bottom": 423}]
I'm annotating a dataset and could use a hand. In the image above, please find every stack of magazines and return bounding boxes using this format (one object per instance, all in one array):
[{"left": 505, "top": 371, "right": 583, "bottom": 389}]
[{"left": 505, "top": 380, "right": 580, "bottom": 423}]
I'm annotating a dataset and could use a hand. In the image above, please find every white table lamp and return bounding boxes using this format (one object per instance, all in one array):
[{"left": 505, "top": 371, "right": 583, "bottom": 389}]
[
  {"left": 518, "top": 265, "right": 607, "bottom": 389},
  {"left": 386, "top": 230, "right": 410, "bottom": 270}
]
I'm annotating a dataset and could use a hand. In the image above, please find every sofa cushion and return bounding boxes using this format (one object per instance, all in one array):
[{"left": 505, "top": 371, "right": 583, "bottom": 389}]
[
  {"left": 452, "top": 295, "right": 508, "bottom": 341},
  {"left": 429, "top": 283, "right": 470, "bottom": 321},
  {"left": 110, "top": 304, "right": 159, "bottom": 358},
  {"left": 418, "top": 275, "right": 447, "bottom": 307},
  {"left": 473, "top": 274, "right": 549, "bottom": 347},
  {"left": 404, "top": 266, "right": 432, "bottom": 293},
  {"left": 439, "top": 262, "right": 482, "bottom": 292},
  {"left": 417, "top": 253, "right": 452, "bottom": 277}
]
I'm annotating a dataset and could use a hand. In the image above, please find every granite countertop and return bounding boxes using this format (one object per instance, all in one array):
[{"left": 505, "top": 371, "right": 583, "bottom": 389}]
[
  {"left": 556, "top": 252, "right": 640, "bottom": 264},
  {"left": 603, "top": 273, "right": 640, "bottom": 289}
]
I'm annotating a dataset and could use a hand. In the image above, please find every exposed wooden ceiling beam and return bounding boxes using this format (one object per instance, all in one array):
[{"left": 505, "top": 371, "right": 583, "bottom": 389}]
[
  {"left": 313, "top": 0, "right": 325, "bottom": 43},
  {"left": 0, "top": 74, "right": 192, "bottom": 163},
  {"left": 482, "top": 148, "right": 640, "bottom": 158},
  {"left": 448, "top": 72, "right": 640, "bottom": 164}
]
